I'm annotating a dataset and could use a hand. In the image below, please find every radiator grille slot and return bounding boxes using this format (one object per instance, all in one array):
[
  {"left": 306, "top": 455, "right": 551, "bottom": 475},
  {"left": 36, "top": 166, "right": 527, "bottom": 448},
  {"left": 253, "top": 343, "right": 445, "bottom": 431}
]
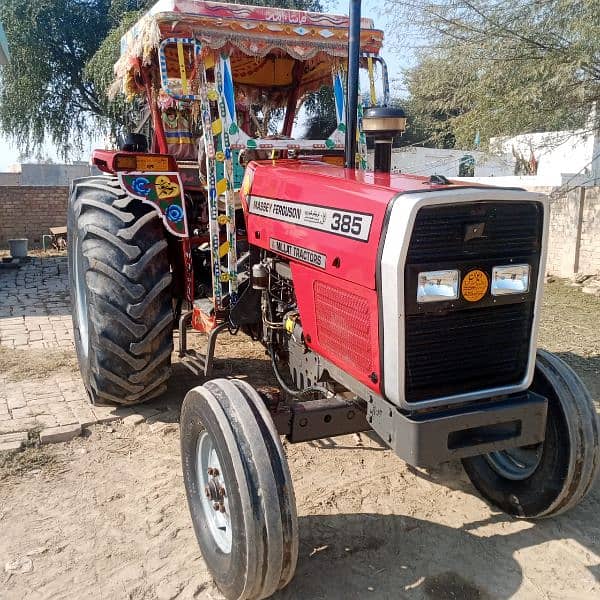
[
  {"left": 405, "top": 305, "right": 533, "bottom": 401},
  {"left": 407, "top": 202, "right": 542, "bottom": 263}
]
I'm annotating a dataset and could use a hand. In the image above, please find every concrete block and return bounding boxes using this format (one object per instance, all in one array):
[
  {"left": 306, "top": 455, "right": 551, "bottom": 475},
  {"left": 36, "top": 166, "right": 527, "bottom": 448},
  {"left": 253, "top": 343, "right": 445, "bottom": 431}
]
[
  {"left": 72, "top": 410, "right": 99, "bottom": 428},
  {"left": 582, "top": 286, "right": 600, "bottom": 296},
  {"left": 122, "top": 414, "right": 145, "bottom": 427},
  {"left": 0, "top": 431, "right": 28, "bottom": 445},
  {"left": 0, "top": 440, "right": 24, "bottom": 453},
  {"left": 39, "top": 424, "right": 82, "bottom": 444},
  {"left": 90, "top": 406, "right": 124, "bottom": 424}
]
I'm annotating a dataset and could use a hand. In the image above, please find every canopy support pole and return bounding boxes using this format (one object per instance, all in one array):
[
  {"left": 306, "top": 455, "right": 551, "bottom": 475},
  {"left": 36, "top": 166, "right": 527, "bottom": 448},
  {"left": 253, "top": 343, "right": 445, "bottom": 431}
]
[{"left": 345, "top": 0, "right": 361, "bottom": 169}]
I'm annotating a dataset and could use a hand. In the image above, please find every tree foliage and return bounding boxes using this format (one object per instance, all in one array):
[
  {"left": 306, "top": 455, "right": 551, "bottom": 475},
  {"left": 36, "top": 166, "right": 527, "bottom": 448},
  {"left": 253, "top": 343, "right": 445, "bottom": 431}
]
[
  {"left": 386, "top": 0, "right": 600, "bottom": 148},
  {"left": 0, "top": 0, "right": 151, "bottom": 157},
  {"left": 303, "top": 86, "right": 338, "bottom": 139},
  {"left": 0, "top": 0, "right": 323, "bottom": 157}
]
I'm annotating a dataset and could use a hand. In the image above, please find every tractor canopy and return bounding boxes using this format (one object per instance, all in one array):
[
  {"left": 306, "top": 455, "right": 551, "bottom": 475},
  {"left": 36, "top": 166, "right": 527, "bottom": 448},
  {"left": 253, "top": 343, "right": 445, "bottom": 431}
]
[
  {"left": 112, "top": 0, "right": 389, "bottom": 163},
  {"left": 116, "top": 0, "right": 384, "bottom": 96}
]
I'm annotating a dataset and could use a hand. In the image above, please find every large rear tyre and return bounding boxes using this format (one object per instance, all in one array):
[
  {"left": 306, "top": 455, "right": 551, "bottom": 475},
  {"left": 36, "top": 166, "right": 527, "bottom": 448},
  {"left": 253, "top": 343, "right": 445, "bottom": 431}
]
[
  {"left": 68, "top": 176, "right": 174, "bottom": 405},
  {"left": 462, "top": 350, "right": 600, "bottom": 518},
  {"left": 180, "top": 379, "right": 298, "bottom": 600}
]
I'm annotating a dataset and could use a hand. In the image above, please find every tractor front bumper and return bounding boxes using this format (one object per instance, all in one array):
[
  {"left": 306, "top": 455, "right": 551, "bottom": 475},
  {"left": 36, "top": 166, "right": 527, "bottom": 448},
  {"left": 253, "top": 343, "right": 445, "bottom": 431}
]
[{"left": 367, "top": 391, "right": 548, "bottom": 468}]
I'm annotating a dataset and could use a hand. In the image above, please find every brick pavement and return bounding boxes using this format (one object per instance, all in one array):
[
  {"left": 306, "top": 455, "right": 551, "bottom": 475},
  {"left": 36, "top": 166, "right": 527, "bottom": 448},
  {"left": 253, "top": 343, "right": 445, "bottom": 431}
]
[
  {"left": 0, "top": 256, "right": 179, "bottom": 450},
  {"left": 0, "top": 256, "right": 73, "bottom": 349}
]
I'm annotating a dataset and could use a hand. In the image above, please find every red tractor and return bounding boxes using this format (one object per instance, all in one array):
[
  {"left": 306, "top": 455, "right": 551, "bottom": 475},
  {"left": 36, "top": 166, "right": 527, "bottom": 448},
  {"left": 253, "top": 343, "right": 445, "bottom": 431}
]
[{"left": 68, "top": 1, "right": 599, "bottom": 598}]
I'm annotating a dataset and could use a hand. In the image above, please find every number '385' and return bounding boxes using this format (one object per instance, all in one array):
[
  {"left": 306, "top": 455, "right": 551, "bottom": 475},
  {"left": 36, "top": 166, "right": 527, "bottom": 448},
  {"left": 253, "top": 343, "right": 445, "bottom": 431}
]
[{"left": 331, "top": 212, "right": 363, "bottom": 235}]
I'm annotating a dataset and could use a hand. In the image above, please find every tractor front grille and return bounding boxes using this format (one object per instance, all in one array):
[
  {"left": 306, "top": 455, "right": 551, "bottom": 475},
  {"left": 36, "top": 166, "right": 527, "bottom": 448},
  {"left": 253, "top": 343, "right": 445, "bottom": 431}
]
[{"left": 404, "top": 201, "right": 543, "bottom": 403}]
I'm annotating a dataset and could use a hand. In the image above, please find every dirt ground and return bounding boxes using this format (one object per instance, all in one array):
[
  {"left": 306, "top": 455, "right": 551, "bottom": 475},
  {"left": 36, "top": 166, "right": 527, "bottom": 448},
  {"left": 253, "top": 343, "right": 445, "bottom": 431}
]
[{"left": 1, "top": 281, "right": 599, "bottom": 600}]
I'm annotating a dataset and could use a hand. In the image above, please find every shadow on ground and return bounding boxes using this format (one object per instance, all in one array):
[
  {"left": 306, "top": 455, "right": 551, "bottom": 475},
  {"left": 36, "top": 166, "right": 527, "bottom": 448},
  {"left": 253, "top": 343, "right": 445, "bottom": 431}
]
[
  {"left": 273, "top": 503, "right": 600, "bottom": 599},
  {"left": 139, "top": 357, "right": 277, "bottom": 423},
  {"left": 555, "top": 351, "right": 600, "bottom": 400}
]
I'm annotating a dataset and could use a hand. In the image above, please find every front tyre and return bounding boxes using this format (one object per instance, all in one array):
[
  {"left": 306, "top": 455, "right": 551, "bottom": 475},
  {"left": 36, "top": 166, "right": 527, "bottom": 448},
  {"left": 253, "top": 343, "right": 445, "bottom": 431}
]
[
  {"left": 462, "top": 350, "right": 600, "bottom": 518},
  {"left": 180, "top": 379, "right": 298, "bottom": 600}
]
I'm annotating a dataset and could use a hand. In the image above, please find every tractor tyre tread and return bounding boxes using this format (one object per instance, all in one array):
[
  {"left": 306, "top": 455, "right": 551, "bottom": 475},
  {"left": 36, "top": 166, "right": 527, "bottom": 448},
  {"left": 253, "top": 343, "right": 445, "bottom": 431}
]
[{"left": 68, "top": 175, "right": 173, "bottom": 406}]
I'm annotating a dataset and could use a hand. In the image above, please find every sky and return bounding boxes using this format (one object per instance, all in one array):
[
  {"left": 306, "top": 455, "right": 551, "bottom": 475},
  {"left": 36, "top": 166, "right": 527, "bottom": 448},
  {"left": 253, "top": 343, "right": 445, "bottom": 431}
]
[
  {"left": 0, "top": 0, "right": 414, "bottom": 171},
  {"left": 329, "top": 0, "right": 413, "bottom": 88}
]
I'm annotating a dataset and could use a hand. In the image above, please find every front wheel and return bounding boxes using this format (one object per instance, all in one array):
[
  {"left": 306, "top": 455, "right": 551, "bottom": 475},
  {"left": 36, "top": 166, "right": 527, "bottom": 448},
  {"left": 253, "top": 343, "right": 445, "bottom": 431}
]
[
  {"left": 462, "top": 350, "right": 600, "bottom": 518},
  {"left": 180, "top": 379, "right": 298, "bottom": 600}
]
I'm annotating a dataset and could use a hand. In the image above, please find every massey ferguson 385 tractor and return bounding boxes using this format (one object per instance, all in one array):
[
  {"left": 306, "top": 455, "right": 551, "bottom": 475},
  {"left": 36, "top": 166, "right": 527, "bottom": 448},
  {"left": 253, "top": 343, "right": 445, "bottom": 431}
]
[{"left": 68, "top": 1, "right": 599, "bottom": 598}]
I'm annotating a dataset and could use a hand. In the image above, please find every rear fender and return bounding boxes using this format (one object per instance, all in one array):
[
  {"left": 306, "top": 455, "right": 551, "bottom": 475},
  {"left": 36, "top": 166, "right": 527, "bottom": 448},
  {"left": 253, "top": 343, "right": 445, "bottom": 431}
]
[
  {"left": 117, "top": 171, "right": 189, "bottom": 238},
  {"left": 92, "top": 150, "right": 187, "bottom": 237}
]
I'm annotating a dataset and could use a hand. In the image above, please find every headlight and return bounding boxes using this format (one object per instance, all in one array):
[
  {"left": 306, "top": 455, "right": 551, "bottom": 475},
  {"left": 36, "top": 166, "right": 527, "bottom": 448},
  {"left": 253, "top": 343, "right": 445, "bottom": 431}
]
[
  {"left": 491, "top": 264, "right": 530, "bottom": 295},
  {"left": 417, "top": 270, "right": 460, "bottom": 303}
]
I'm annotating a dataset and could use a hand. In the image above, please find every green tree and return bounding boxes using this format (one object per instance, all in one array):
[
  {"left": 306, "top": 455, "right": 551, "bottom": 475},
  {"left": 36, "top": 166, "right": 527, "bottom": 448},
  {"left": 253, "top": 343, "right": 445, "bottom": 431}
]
[
  {"left": 402, "top": 53, "right": 477, "bottom": 148},
  {"left": 0, "top": 0, "right": 151, "bottom": 158},
  {"left": 0, "top": 0, "right": 323, "bottom": 158},
  {"left": 386, "top": 0, "right": 600, "bottom": 148},
  {"left": 303, "top": 86, "right": 338, "bottom": 139}
]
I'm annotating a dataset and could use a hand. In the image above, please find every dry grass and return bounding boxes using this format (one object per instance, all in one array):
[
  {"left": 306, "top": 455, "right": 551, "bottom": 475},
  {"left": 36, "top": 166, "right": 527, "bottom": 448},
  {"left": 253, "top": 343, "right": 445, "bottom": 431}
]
[
  {"left": 0, "top": 443, "right": 61, "bottom": 480},
  {"left": 0, "top": 248, "right": 67, "bottom": 259},
  {"left": 0, "top": 346, "right": 79, "bottom": 382}
]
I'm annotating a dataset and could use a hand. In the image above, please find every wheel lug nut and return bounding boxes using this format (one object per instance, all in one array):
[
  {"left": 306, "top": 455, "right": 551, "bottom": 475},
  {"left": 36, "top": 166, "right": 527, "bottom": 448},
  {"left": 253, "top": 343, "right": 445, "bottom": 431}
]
[
  {"left": 213, "top": 502, "right": 220, "bottom": 511},
  {"left": 220, "top": 487, "right": 226, "bottom": 497},
  {"left": 212, "top": 468, "right": 219, "bottom": 477},
  {"left": 207, "top": 468, "right": 214, "bottom": 476},
  {"left": 204, "top": 486, "right": 210, "bottom": 498},
  {"left": 219, "top": 503, "right": 226, "bottom": 513}
]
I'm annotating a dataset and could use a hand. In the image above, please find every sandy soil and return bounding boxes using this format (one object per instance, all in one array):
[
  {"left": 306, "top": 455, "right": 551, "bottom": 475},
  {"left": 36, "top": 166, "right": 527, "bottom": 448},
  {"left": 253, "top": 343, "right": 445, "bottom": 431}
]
[{"left": 1, "top": 282, "right": 599, "bottom": 600}]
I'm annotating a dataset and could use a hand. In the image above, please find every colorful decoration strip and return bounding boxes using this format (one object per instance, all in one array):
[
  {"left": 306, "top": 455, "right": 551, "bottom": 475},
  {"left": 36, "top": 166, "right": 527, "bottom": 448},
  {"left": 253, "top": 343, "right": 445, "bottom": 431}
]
[
  {"left": 118, "top": 172, "right": 189, "bottom": 237},
  {"left": 115, "top": 3, "right": 384, "bottom": 97},
  {"left": 199, "top": 53, "right": 224, "bottom": 308},
  {"left": 216, "top": 53, "right": 238, "bottom": 304},
  {"left": 158, "top": 37, "right": 202, "bottom": 101}
]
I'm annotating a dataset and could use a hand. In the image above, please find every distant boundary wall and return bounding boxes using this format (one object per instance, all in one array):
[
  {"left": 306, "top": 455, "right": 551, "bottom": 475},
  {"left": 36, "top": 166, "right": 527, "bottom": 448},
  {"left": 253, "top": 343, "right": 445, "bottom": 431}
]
[
  {"left": 0, "top": 183, "right": 598, "bottom": 277},
  {"left": 0, "top": 186, "right": 69, "bottom": 246},
  {"left": 544, "top": 186, "right": 600, "bottom": 277}
]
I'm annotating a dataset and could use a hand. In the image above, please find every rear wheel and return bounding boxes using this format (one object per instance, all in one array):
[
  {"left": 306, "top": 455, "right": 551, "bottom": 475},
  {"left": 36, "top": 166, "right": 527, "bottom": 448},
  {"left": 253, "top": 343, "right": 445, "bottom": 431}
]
[
  {"left": 462, "top": 350, "right": 600, "bottom": 518},
  {"left": 180, "top": 379, "right": 298, "bottom": 600},
  {"left": 68, "top": 176, "right": 174, "bottom": 405}
]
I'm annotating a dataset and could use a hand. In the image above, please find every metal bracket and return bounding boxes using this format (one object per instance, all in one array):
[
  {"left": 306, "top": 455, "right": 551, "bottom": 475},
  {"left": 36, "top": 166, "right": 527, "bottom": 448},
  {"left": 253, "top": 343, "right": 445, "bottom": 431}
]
[{"left": 268, "top": 394, "right": 371, "bottom": 442}]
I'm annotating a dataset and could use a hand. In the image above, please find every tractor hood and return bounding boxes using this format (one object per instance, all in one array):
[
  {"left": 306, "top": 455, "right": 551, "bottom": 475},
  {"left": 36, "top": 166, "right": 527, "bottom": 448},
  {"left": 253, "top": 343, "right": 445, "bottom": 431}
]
[{"left": 242, "top": 159, "right": 475, "bottom": 290}]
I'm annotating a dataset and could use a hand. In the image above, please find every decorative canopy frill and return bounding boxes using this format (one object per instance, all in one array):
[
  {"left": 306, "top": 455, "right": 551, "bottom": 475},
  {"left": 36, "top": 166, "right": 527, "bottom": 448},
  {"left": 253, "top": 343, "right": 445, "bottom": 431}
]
[{"left": 112, "top": 0, "right": 384, "bottom": 100}]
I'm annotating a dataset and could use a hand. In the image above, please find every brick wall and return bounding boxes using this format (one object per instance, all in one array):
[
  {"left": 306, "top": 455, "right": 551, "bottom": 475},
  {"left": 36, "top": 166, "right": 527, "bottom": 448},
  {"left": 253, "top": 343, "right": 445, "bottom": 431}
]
[
  {"left": 545, "top": 186, "right": 600, "bottom": 277},
  {"left": 0, "top": 186, "right": 69, "bottom": 246},
  {"left": 545, "top": 188, "right": 583, "bottom": 276},
  {"left": 578, "top": 187, "right": 600, "bottom": 275}
]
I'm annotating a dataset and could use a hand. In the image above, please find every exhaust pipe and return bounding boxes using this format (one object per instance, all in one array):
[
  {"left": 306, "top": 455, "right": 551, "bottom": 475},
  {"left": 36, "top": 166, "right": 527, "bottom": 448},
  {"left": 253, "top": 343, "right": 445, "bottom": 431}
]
[
  {"left": 344, "top": 0, "right": 361, "bottom": 169},
  {"left": 362, "top": 107, "right": 407, "bottom": 173}
]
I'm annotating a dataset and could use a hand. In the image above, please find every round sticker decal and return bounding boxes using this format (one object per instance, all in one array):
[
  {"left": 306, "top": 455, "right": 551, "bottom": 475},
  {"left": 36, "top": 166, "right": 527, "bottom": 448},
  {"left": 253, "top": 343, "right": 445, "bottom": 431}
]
[{"left": 461, "top": 269, "right": 489, "bottom": 302}]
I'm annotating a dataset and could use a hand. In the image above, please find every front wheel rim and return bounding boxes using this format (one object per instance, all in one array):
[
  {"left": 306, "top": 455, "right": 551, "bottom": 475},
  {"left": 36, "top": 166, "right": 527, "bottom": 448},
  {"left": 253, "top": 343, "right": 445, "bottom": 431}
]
[
  {"left": 196, "top": 430, "right": 232, "bottom": 554},
  {"left": 485, "top": 443, "right": 544, "bottom": 481}
]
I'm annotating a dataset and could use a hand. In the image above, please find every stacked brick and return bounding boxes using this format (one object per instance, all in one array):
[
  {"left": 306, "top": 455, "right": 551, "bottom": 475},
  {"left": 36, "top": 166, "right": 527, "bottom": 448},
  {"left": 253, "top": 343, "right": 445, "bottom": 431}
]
[
  {"left": 0, "top": 186, "right": 69, "bottom": 245},
  {"left": 546, "top": 187, "right": 600, "bottom": 277}
]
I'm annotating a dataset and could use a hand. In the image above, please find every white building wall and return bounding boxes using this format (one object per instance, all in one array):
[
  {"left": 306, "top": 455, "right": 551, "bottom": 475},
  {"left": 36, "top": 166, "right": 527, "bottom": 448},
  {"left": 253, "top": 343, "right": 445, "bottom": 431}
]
[
  {"left": 369, "top": 147, "right": 515, "bottom": 178},
  {"left": 491, "top": 129, "right": 599, "bottom": 182}
]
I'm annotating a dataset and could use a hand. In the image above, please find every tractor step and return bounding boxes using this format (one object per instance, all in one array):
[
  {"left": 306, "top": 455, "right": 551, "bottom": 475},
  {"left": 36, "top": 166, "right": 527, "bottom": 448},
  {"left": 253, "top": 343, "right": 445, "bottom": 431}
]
[{"left": 178, "top": 309, "right": 229, "bottom": 377}]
